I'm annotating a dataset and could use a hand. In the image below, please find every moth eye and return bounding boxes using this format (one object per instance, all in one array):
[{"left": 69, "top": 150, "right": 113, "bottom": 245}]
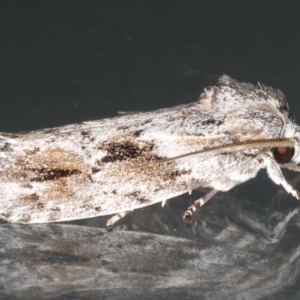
[{"left": 272, "top": 147, "right": 295, "bottom": 163}]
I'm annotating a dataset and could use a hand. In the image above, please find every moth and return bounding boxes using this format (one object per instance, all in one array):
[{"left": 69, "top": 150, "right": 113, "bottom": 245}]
[{"left": 1, "top": 75, "right": 300, "bottom": 227}]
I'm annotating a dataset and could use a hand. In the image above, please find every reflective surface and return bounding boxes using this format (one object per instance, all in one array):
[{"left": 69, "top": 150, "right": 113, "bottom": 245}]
[{"left": 1, "top": 187, "right": 300, "bottom": 299}]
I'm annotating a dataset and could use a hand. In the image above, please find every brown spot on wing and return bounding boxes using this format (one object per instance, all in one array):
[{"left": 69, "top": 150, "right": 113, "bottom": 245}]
[
  {"left": 124, "top": 191, "right": 150, "bottom": 203},
  {"left": 8, "top": 148, "right": 91, "bottom": 204},
  {"left": 162, "top": 169, "right": 191, "bottom": 181},
  {"left": 133, "top": 130, "right": 143, "bottom": 137},
  {"left": 30, "top": 168, "right": 81, "bottom": 182},
  {"left": 17, "top": 193, "right": 40, "bottom": 209},
  {"left": 9, "top": 148, "right": 88, "bottom": 182},
  {"left": 1, "top": 142, "right": 13, "bottom": 152},
  {"left": 100, "top": 140, "right": 157, "bottom": 163},
  {"left": 201, "top": 119, "right": 224, "bottom": 126}
]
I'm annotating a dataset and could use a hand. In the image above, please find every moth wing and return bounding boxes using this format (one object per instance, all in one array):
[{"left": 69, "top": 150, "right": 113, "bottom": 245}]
[{"left": 0, "top": 75, "right": 289, "bottom": 223}]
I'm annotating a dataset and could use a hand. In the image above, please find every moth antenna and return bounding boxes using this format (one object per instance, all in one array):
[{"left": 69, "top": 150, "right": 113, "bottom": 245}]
[{"left": 133, "top": 138, "right": 296, "bottom": 169}]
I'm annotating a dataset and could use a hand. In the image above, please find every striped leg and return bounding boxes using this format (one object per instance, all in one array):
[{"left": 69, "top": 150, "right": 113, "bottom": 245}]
[
  {"left": 106, "top": 211, "right": 131, "bottom": 228},
  {"left": 183, "top": 189, "right": 218, "bottom": 223}
]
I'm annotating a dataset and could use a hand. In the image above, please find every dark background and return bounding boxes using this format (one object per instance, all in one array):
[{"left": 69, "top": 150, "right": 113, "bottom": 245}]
[{"left": 1, "top": 1, "right": 300, "bottom": 132}]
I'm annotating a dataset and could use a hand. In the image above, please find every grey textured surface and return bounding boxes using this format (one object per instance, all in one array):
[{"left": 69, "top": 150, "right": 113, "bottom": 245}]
[{"left": 1, "top": 194, "right": 300, "bottom": 300}]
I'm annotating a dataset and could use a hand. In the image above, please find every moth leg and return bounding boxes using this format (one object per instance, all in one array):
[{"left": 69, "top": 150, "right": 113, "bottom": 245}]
[
  {"left": 287, "top": 165, "right": 300, "bottom": 173},
  {"left": 183, "top": 189, "right": 218, "bottom": 223},
  {"left": 106, "top": 211, "right": 131, "bottom": 228},
  {"left": 263, "top": 155, "right": 300, "bottom": 199}
]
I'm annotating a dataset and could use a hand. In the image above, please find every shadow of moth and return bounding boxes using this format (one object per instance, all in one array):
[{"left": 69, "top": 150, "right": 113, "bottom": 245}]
[{"left": 1, "top": 75, "right": 300, "bottom": 226}]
